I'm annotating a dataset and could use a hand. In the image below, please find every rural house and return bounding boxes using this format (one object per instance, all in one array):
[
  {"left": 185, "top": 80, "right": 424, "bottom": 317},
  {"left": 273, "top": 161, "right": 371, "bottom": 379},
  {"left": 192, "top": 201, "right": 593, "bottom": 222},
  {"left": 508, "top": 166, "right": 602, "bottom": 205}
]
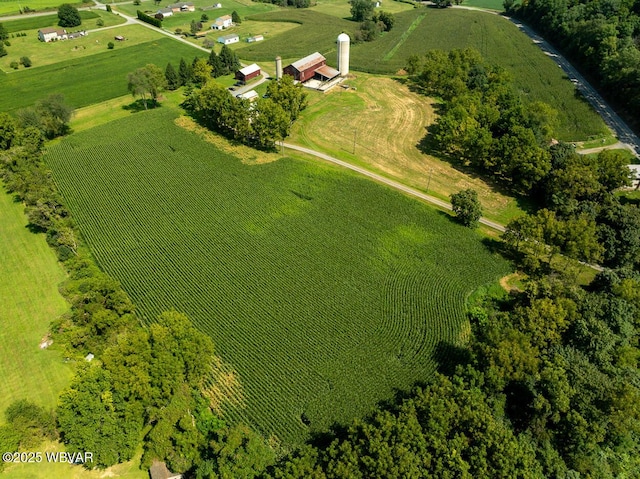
[
  {"left": 156, "top": 7, "right": 173, "bottom": 17},
  {"left": 235, "top": 63, "right": 261, "bottom": 83},
  {"left": 217, "top": 33, "right": 239, "bottom": 45},
  {"left": 38, "top": 27, "right": 67, "bottom": 42},
  {"left": 211, "top": 14, "right": 233, "bottom": 30},
  {"left": 284, "top": 52, "right": 339, "bottom": 83}
]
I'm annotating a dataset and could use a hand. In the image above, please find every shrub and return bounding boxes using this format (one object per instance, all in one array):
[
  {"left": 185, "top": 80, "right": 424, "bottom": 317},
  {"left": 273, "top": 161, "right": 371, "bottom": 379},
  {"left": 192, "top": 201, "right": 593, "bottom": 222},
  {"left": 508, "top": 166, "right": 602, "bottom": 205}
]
[
  {"left": 107, "top": 41, "right": 114, "bottom": 49},
  {"left": 4, "top": 40, "right": 10, "bottom": 46},
  {"left": 96, "top": 18, "right": 104, "bottom": 27},
  {"left": 10, "top": 61, "right": 19, "bottom": 69},
  {"left": 20, "top": 56, "right": 32, "bottom": 68},
  {"left": 106, "top": 4, "right": 112, "bottom": 12}
]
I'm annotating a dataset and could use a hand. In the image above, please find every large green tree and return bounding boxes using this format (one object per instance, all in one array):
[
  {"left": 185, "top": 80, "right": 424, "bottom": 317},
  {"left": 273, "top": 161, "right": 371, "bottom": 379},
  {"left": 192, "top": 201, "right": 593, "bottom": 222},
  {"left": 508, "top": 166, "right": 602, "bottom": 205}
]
[
  {"left": 349, "top": 0, "right": 374, "bottom": 21},
  {"left": 127, "top": 64, "right": 167, "bottom": 109},
  {"left": 57, "top": 4, "right": 81, "bottom": 27},
  {"left": 450, "top": 188, "right": 482, "bottom": 227}
]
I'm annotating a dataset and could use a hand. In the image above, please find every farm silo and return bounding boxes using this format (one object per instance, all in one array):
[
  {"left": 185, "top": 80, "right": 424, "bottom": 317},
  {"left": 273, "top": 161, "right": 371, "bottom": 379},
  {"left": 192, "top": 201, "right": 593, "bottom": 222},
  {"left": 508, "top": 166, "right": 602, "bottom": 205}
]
[
  {"left": 275, "top": 56, "right": 283, "bottom": 80},
  {"left": 337, "top": 33, "right": 350, "bottom": 76}
]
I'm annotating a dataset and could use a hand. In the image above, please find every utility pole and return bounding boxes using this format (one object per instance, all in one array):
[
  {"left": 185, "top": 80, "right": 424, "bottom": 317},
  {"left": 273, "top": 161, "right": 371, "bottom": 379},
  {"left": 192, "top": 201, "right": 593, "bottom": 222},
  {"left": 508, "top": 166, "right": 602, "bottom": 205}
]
[{"left": 426, "top": 168, "right": 433, "bottom": 193}]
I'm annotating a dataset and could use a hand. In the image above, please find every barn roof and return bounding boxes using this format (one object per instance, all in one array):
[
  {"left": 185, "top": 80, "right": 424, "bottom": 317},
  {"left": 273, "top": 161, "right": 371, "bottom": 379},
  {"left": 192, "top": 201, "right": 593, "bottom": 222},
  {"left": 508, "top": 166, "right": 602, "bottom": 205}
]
[
  {"left": 238, "top": 63, "right": 260, "bottom": 76},
  {"left": 315, "top": 64, "right": 339, "bottom": 79},
  {"left": 290, "top": 52, "right": 325, "bottom": 72},
  {"left": 40, "top": 27, "right": 65, "bottom": 35},
  {"left": 218, "top": 33, "right": 239, "bottom": 41}
]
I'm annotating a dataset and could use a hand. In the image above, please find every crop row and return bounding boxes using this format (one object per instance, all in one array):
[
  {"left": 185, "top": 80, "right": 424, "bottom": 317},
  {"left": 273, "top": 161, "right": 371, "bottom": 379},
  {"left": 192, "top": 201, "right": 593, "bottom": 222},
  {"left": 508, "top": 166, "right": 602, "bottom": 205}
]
[{"left": 45, "top": 108, "right": 510, "bottom": 444}]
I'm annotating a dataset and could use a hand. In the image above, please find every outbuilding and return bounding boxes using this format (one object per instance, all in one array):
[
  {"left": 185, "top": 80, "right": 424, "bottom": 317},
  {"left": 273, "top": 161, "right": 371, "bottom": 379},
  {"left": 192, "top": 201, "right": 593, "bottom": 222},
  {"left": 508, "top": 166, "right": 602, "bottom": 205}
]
[
  {"left": 217, "top": 33, "right": 239, "bottom": 44},
  {"left": 211, "top": 14, "right": 233, "bottom": 30},
  {"left": 238, "top": 90, "right": 259, "bottom": 102},
  {"left": 157, "top": 7, "right": 173, "bottom": 17},
  {"left": 235, "top": 63, "right": 261, "bottom": 83},
  {"left": 246, "top": 34, "right": 264, "bottom": 43}
]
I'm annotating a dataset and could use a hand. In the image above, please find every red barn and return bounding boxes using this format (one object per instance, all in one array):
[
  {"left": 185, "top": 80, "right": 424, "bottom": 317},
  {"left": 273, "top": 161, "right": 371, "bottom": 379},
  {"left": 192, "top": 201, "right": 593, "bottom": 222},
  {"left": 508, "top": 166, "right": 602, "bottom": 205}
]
[
  {"left": 235, "top": 63, "right": 261, "bottom": 84},
  {"left": 283, "top": 52, "right": 326, "bottom": 82}
]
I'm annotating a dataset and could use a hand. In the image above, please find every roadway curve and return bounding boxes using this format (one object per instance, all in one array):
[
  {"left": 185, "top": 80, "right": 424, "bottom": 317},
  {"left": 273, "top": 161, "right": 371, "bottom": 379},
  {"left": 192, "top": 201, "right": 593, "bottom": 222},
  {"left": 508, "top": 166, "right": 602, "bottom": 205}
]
[{"left": 282, "top": 142, "right": 506, "bottom": 232}]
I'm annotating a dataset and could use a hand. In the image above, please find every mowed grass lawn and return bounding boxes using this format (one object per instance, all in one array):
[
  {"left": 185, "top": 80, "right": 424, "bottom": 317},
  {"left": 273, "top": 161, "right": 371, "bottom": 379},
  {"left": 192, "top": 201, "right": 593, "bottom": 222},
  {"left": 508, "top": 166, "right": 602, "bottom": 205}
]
[
  {"left": 1, "top": 24, "right": 159, "bottom": 71},
  {"left": 290, "top": 74, "right": 524, "bottom": 223},
  {"left": 0, "top": 37, "right": 204, "bottom": 112},
  {"left": 0, "top": 190, "right": 72, "bottom": 418},
  {"left": 45, "top": 107, "right": 510, "bottom": 444}
]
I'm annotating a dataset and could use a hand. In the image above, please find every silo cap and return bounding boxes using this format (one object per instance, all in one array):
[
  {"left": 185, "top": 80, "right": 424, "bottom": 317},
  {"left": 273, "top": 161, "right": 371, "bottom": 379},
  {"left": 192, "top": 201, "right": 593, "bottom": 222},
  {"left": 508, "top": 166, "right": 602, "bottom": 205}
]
[{"left": 337, "top": 33, "right": 350, "bottom": 42}]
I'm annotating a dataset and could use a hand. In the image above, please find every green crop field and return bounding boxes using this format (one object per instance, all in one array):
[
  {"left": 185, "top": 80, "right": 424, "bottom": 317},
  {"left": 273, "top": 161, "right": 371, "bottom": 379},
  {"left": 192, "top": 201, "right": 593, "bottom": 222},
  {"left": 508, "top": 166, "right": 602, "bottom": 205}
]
[
  {"left": 0, "top": 0, "right": 89, "bottom": 16},
  {"left": 0, "top": 37, "right": 204, "bottom": 112},
  {"left": 0, "top": 189, "right": 72, "bottom": 417},
  {"left": 311, "top": 0, "right": 415, "bottom": 19},
  {"left": 45, "top": 108, "right": 510, "bottom": 444}
]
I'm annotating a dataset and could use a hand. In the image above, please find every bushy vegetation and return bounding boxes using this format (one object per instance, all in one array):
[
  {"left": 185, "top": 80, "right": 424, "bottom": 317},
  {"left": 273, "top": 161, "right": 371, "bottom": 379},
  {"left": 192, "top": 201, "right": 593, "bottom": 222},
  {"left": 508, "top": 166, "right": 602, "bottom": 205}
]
[
  {"left": 137, "top": 10, "right": 162, "bottom": 27},
  {"left": 44, "top": 107, "right": 510, "bottom": 445},
  {"left": 253, "top": 0, "right": 311, "bottom": 8},
  {"left": 512, "top": 0, "right": 640, "bottom": 131},
  {"left": 57, "top": 4, "right": 81, "bottom": 28}
]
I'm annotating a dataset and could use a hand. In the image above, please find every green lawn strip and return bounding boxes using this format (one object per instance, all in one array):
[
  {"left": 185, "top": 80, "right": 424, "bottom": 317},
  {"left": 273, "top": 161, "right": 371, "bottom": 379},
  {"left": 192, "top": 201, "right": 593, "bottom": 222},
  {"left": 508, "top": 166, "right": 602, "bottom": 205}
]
[
  {"left": 0, "top": 189, "right": 72, "bottom": 418},
  {"left": 45, "top": 107, "right": 510, "bottom": 445},
  {"left": 382, "top": 11, "right": 425, "bottom": 60},
  {"left": 0, "top": 37, "right": 205, "bottom": 112},
  {"left": 1, "top": 10, "right": 103, "bottom": 33}
]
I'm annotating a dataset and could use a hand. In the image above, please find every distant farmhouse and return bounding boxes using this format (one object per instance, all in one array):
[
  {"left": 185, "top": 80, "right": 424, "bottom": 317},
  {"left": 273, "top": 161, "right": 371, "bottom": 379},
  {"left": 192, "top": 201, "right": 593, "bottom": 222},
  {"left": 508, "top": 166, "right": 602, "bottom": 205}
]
[
  {"left": 156, "top": 7, "right": 173, "bottom": 17},
  {"left": 211, "top": 14, "right": 233, "bottom": 30},
  {"left": 284, "top": 52, "right": 339, "bottom": 83},
  {"left": 246, "top": 34, "right": 264, "bottom": 43},
  {"left": 38, "top": 27, "right": 87, "bottom": 42},
  {"left": 235, "top": 63, "right": 261, "bottom": 84},
  {"left": 169, "top": 1, "right": 195, "bottom": 12},
  {"left": 38, "top": 27, "right": 67, "bottom": 42},
  {"left": 217, "top": 33, "right": 239, "bottom": 44}
]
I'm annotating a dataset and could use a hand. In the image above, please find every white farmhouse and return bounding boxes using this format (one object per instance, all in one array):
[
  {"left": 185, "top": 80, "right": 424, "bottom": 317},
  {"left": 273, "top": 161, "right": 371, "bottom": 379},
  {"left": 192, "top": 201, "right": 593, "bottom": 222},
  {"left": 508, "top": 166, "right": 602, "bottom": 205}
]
[
  {"left": 217, "top": 33, "right": 239, "bottom": 45},
  {"left": 211, "top": 14, "right": 233, "bottom": 30},
  {"left": 38, "top": 27, "right": 67, "bottom": 42}
]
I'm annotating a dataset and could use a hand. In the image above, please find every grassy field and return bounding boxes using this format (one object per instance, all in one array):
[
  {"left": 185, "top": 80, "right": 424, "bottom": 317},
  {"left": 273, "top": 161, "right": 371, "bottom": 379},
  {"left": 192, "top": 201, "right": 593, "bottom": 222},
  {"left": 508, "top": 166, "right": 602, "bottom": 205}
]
[
  {"left": 115, "top": 0, "right": 278, "bottom": 25},
  {"left": 0, "top": 189, "right": 72, "bottom": 417},
  {"left": 0, "top": 37, "right": 204, "bottom": 112},
  {"left": 290, "top": 74, "right": 525, "bottom": 223},
  {"left": 45, "top": 107, "right": 510, "bottom": 444},
  {"left": 2, "top": 441, "right": 146, "bottom": 479},
  {"left": 0, "top": 0, "right": 90, "bottom": 16},
  {"left": 460, "top": 0, "right": 506, "bottom": 10},
  {"left": 1, "top": 24, "right": 163, "bottom": 71},
  {"left": 311, "top": 0, "right": 415, "bottom": 19}
]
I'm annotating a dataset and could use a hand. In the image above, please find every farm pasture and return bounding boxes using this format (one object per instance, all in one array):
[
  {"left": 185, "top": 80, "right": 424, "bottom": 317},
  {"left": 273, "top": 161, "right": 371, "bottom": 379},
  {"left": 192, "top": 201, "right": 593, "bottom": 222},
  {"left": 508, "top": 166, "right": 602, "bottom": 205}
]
[
  {"left": 0, "top": 10, "right": 123, "bottom": 33},
  {"left": 45, "top": 108, "right": 511, "bottom": 445},
  {"left": 310, "top": 0, "right": 415, "bottom": 19},
  {"left": 0, "top": 190, "right": 72, "bottom": 418}
]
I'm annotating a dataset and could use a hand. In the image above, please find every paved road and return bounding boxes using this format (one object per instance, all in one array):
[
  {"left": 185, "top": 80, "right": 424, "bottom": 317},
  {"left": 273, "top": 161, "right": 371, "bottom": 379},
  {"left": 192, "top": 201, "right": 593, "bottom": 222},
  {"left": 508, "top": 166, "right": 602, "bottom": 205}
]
[{"left": 282, "top": 142, "right": 507, "bottom": 233}]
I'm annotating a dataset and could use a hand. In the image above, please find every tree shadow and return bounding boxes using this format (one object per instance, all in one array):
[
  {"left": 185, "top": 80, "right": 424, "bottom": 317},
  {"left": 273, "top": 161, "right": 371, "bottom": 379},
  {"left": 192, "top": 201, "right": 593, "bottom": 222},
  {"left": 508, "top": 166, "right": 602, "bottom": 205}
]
[
  {"left": 433, "top": 340, "right": 472, "bottom": 377},
  {"left": 122, "top": 99, "right": 160, "bottom": 112}
]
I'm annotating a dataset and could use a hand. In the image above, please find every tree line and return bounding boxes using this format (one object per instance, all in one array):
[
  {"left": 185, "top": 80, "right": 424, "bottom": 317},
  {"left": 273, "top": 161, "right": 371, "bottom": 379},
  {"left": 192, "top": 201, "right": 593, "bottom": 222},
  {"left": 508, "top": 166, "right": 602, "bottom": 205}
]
[{"left": 509, "top": 0, "right": 640, "bottom": 132}]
